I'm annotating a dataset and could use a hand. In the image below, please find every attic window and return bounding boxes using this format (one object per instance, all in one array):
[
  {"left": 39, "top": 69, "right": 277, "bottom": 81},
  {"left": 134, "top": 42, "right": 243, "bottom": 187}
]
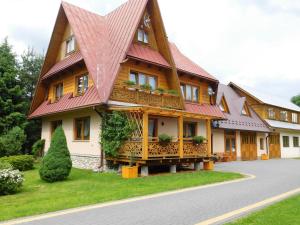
[
  {"left": 241, "top": 103, "right": 250, "bottom": 116},
  {"left": 66, "top": 36, "right": 75, "bottom": 55},
  {"left": 280, "top": 111, "right": 288, "bottom": 121},
  {"left": 76, "top": 74, "right": 89, "bottom": 96},
  {"left": 137, "top": 29, "right": 149, "bottom": 44},
  {"left": 219, "top": 96, "right": 229, "bottom": 113}
]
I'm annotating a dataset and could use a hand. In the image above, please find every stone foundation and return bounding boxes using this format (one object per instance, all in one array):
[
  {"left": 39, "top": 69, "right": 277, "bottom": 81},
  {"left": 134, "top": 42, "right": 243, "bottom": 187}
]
[{"left": 71, "top": 155, "right": 101, "bottom": 170}]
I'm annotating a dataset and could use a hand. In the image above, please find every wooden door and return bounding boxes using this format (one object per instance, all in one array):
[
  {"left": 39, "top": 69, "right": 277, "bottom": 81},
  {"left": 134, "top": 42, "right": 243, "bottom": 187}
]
[
  {"left": 269, "top": 133, "right": 281, "bottom": 158},
  {"left": 241, "top": 132, "right": 257, "bottom": 161},
  {"left": 224, "top": 131, "right": 237, "bottom": 161}
]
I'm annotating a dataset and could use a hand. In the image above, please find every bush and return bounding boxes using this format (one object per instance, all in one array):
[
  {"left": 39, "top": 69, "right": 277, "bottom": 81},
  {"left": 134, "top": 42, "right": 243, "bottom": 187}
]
[
  {"left": 39, "top": 126, "right": 72, "bottom": 182},
  {"left": 158, "top": 133, "right": 172, "bottom": 145},
  {"left": 32, "top": 139, "right": 45, "bottom": 157},
  {"left": 0, "top": 161, "right": 12, "bottom": 170},
  {"left": 0, "top": 126, "right": 26, "bottom": 157},
  {"left": 0, "top": 168, "right": 24, "bottom": 195},
  {"left": 192, "top": 136, "right": 206, "bottom": 144},
  {"left": 0, "top": 155, "right": 34, "bottom": 171}
]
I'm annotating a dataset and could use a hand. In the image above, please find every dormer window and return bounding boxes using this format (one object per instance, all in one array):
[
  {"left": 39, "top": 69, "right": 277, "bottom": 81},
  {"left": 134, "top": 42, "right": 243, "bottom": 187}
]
[
  {"left": 280, "top": 111, "right": 288, "bottom": 121},
  {"left": 241, "top": 103, "right": 250, "bottom": 116},
  {"left": 180, "top": 84, "right": 199, "bottom": 102},
  {"left": 292, "top": 113, "right": 298, "bottom": 123},
  {"left": 54, "top": 83, "right": 63, "bottom": 101},
  {"left": 137, "top": 29, "right": 149, "bottom": 44},
  {"left": 268, "top": 108, "right": 275, "bottom": 119},
  {"left": 76, "top": 74, "right": 89, "bottom": 96},
  {"left": 66, "top": 35, "right": 75, "bottom": 55},
  {"left": 219, "top": 96, "right": 229, "bottom": 113}
]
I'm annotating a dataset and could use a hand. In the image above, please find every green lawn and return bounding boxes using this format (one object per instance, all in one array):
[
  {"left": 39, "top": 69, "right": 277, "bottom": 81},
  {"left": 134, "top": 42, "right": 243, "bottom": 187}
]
[
  {"left": 0, "top": 167, "right": 242, "bottom": 221},
  {"left": 228, "top": 194, "right": 300, "bottom": 225}
]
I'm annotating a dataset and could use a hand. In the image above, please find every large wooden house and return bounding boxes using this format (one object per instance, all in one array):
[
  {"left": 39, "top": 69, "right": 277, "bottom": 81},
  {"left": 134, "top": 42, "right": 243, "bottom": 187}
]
[
  {"left": 229, "top": 83, "right": 300, "bottom": 158},
  {"left": 28, "top": 0, "right": 225, "bottom": 174}
]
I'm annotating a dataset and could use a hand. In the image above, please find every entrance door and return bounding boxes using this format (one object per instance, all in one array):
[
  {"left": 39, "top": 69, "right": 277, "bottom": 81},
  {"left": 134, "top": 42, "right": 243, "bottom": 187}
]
[
  {"left": 269, "top": 133, "right": 281, "bottom": 158},
  {"left": 225, "top": 131, "right": 237, "bottom": 161},
  {"left": 241, "top": 132, "right": 257, "bottom": 160}
]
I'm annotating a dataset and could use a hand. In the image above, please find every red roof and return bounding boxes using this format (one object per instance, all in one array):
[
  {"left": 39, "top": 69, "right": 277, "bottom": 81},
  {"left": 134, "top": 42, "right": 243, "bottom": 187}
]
[
  {"left": 169, "top": 42, "right": 217, "bottom": 81},
  {"left": 127, "top": 43, "right": 171, "bottom": 68},
  {"left": 29, "top": 87, "right": 100, "bottom": 119},
  {"left": 42, "top": 51, "right": 83, "bottom": 80},
  {"left": 185, "top": 102, "right": 225, "bottom": 119}
]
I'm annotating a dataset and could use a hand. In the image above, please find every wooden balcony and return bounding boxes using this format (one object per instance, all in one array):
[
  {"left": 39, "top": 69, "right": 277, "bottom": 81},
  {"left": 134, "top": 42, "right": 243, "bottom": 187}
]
[
  {"left": 118, "top": 139, "right": 208, "bottom": 159},
  {"left": 110, "top": 87, "right": 182, "bottom": 109}
]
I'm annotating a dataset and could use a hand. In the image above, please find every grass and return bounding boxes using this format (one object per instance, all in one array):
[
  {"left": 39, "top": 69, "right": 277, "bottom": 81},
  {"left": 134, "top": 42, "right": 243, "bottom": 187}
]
[
  {"left": 228, "top": 194, "right": 300, "bottom": 225},
  {"left": 0, "top": 166, "right": 242, "bottom": 222}
]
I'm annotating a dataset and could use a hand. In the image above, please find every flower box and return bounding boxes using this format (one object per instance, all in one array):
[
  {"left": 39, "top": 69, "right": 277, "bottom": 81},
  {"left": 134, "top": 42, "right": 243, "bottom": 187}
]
[{"left": 122, "top": 166, "right": 138, "bottom": 179}]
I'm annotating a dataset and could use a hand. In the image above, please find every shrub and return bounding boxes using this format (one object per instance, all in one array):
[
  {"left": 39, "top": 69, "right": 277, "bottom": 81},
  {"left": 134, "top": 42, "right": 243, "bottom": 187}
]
[
  {"left": 158, "top": 133, "right": 172, "bottom": 145},
  {"left": 0, "top": 168, "right": 24, "bottom": 195},
  {"left": 32, "top": 139, "right": 45, "bottom": 157},
  {"left": 0, "top": 127, "right": 26, "bottom": 157},
  {"left": 155, "top": 88, "right": 165, "bottom": 94},
  {"left": 39, "top": 126, "right": 72, "bottom": 182},
  {"left": 124, "top": 80, "right": 136, "bottom": 86},
  {"left": 192, "top": 136, "right": 206, "bottom": 144},
  {"left": 0, "top": 161, "right": 12, "bottom": 170},
  {"left": 0, "top": 155, "right": 34, "bottom": 171},
  {"left": 167, "top": 89, "right": 179, "bottom": 96},
  {"left": 140, "top": 84, "right": 152, "bottom": 91}
]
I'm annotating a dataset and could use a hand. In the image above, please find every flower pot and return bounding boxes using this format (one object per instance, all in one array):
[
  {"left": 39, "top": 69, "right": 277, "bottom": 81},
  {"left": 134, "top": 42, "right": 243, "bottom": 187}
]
[
  {"left": 203, "top": 161, "right": 214, "bottom": 170},
  {"left": 261, "top": 154, "right": 269, "bottom": 160},
  {"left": 122, "top": 166, "right": 138, "bottom": 179}
]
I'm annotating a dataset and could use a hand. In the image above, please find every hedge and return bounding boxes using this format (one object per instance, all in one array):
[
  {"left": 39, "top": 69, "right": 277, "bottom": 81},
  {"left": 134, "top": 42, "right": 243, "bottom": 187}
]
[{"left": 0, "top": 155, "right": 34, "bottom": 171}]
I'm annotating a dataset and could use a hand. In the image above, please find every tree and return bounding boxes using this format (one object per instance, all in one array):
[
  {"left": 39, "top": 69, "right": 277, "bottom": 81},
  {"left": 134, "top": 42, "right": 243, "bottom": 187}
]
[
  {"left": 39, "top": 126, "right": 72, "bottom": 182},
  {"left": 291, "top": 95, "right": 300, "bottom": 107},
  {"left": 0, "top": 126, "right": 26, "bottom": 157},
  {"left": 18, "top": 48, "right": 44, "bottom": 153},
  {"left": 0, "top": 39, "right": 27, "bottom": 135}
]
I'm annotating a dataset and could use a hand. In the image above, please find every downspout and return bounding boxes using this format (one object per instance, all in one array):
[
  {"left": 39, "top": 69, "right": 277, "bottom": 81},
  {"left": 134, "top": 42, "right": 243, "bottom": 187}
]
[
  {"left": 266, "top": 134, "right": 270, "bottom": 156},
  {"left": 93, "top": 105, "right": 108, "bottom": 172}
]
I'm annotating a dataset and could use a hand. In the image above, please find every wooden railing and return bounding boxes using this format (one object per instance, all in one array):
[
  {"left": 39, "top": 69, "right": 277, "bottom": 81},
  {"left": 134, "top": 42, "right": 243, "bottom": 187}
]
[
  {"left": 110, "top": 87, "right": 182, "bottom": 109},
  {"left": 118, "top": 140, "right": 208, "bottom": 159}
]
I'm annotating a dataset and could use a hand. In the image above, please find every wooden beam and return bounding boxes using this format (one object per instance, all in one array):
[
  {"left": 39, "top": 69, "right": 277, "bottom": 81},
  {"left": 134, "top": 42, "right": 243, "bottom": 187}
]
[
  {"left": 206, "top": 119, "right": 212, "bottom": 157},
  {"left": 178, "top": 115, "right": 184, "bottom": 158},
  {"left": 142, "top": 112, "right": 149, "bottom": 160}
]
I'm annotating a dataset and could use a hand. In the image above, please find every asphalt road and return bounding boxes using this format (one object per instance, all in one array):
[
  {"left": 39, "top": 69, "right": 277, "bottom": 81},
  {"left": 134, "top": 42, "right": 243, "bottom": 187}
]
[{"left": 9, "top": 159, "right": 300, "bottom": 225}]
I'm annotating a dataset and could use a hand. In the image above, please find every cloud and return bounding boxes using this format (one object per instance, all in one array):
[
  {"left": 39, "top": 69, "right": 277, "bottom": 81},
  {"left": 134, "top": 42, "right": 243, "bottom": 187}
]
[{"left": 0, "top": 0, "right": 299, "bottom": 100}]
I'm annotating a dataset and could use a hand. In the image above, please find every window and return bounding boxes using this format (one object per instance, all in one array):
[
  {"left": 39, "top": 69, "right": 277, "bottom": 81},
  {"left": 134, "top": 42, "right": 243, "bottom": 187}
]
[
  {"left": 283, "top": 136, "right": 289, "bottom": 147},
  {"left": 219, "top": 96, "right": 229, "bottom": 113},
  {"left": 241, "top": 104, "right": 250, "bottom": 116},
  {"left": 51, "top": 120, "right": 62, "bottom": 135},
  {"left": 66, "top": 36, "right": 75, "bottom": 54},
  {"left": 54, "top": 83, "right": 63, "bottom": 101},
  {"left": 148, "top": 118, "right": 158, "bottom": 138},
  {"left": 76, "top": 75, "right": 89, "bottom": 95},
  {"left": 137, "top": 29, "right": 149, "bottom": 44},
  {"left": 183, "top": 122, "right": 197, "bottom": 138},
  {"left": 260, "top": 138, "right": 264, "bottom": 150},
  {"left": 74, "top": 117, "right": 90, "bottom": 140},
  {"left": 268, "top": 108, "right": 275, "bottom": 119},
  {"left": 280, "top": 111, "right": 288, "bottom": 121},
  {"left": 292, "top": 113, "right": 298, "bottom": 123},
  {"left": 293, "top": 137, "right": 299, "bottom": 147},
  {"left": 129, "top": 71, "right": 157, "bottom": 90},
  {"left": 181, "top": 83, "right": 199, "bottom": 102}
]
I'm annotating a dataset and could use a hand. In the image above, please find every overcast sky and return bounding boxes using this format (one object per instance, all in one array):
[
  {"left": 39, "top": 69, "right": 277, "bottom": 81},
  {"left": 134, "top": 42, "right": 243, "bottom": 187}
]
[{"left": 1, "top": 0, "right": 299, "bottom": 101}]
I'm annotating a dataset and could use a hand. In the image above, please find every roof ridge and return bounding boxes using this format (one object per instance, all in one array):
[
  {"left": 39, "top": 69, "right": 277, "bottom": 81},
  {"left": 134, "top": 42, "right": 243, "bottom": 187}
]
[{"left": 62, "top": 1, "right": 104, "bottom": 18}]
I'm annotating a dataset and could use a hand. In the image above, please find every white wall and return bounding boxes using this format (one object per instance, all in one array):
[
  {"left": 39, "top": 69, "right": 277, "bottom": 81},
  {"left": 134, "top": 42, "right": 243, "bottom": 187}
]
[
  {"left": 279, "top": 131, "right": 300, "bottom": 158},
  {"left": 41, "top": 108, "right": 101, "bottom": 157},
  {"left": 212, "top": 129, "right": 224, "bottom": 153}
]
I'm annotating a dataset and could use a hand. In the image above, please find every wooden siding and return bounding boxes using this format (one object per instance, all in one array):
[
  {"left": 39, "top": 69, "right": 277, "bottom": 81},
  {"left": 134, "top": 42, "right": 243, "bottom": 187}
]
[
  {"left": 179, "top": 74, "right": 210, "bottom": 104},
  {"left": 47, "top": 66, "right": 93, "bottom": 102}
]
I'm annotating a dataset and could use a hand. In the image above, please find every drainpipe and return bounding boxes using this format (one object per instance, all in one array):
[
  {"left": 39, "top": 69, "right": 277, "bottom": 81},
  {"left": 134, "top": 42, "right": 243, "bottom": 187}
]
[
  {"left": 93, "top": 104, "right": 108, "bottom": 172},
  {"left": 266, "top": 134, "right": 270, "bottom": 156}
]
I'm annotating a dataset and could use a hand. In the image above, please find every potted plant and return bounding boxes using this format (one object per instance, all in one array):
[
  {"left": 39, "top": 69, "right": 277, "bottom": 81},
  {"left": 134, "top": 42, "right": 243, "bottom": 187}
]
[
  {"left": 124, "top": 80, "right": 136, "bottom": 91},
  {"left": 155, "top": 87, "right": 165, "bottom": 95},
  {"left": 140, "top": 84, "right": 152, "bottom": 92},
  {"left": 158, "top": 133, "right": 172, "bottom": 147},
  {"left": 192, "top": 136, "right": 206, "bottom": 145},
  {"left": 166, "top": 89, "right": 179, "bottom": 96},
  {"left": 122, "top": 152, "right": 138, "bottom": 179},
  {"left": 261, "top": 153, "right": 269, "bottom": 160}
]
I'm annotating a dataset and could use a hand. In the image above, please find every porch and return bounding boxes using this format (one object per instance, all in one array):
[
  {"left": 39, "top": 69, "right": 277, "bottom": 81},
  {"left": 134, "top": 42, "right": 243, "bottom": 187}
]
[{"left": 107, "top": 105, "right": 215, "bottom": 166}]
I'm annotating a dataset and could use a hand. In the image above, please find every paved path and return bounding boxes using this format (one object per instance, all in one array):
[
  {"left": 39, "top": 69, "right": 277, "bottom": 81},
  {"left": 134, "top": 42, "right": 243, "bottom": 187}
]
[{"left": 7, "top": 159, "right": 300, "bottom": 225}]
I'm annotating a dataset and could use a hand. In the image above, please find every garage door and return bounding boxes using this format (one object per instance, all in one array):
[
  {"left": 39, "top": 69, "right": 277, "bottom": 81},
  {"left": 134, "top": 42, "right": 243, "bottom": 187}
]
[
  {"left": 241, "top": 132, "right": 257, "bottom": 161},
  {"left": 269, "top": 133, "right": 281, "bottom": 159}
]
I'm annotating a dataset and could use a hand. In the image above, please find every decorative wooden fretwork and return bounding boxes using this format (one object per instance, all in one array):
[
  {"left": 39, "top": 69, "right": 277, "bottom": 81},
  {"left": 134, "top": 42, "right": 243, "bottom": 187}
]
[
  {"left": 125, "top": 111, "right": 143, "bottom": 139},
  {"left": 183, "top": 142, "right": 208, "bottom": 157},
  {"left": 110, "top": 87, "right": 182, "bottom": 109},
  {"left": 148, "top": 141, "right": 179, "bottom": 158},
  {"left": 118, "top": 141, "right": 143, "bottom": 158}
]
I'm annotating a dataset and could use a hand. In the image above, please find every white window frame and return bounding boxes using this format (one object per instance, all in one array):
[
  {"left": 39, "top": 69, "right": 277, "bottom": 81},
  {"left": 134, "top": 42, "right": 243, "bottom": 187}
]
[
  {"left": 280, "top": 111, "right": 288, "bottom": 122},
  {"left": 292, "top": 113, "right": 298, "bottom": 123},
  {"left": 66, "top": 36, "right": 75, "bottom": 54},
  {"left": 268, "top": 108, "right": 275, "bottom": 119}
]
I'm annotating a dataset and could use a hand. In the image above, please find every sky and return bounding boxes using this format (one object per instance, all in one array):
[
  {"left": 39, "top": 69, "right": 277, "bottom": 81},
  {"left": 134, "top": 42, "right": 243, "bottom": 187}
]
[{"left": 1, "top": 0, "right": 299, "bottom": 102}]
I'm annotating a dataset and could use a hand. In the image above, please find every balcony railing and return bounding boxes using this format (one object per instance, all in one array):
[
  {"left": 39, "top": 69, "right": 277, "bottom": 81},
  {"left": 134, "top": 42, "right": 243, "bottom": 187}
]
[
  {"left": 118, "top": 139, "right": 208, "bottom": 159},
  {"left": 110, "top": 87, "right": 182, "bottom": 109}
]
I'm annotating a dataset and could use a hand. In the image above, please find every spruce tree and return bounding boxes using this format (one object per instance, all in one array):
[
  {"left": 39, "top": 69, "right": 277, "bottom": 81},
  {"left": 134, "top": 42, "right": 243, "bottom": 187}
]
[{"left": 39, "top": 126, "right": 72, "bottom": 182}]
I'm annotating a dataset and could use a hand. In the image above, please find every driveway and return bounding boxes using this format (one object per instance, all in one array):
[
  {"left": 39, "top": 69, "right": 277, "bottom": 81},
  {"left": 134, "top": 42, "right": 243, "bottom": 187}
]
[{"left": 6, "top": 159, "right": 300, "bottom": 225}]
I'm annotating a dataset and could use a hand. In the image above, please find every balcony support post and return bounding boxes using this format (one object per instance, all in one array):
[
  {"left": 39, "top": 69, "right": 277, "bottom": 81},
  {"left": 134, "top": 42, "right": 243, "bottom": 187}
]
[
  {"left": 206, "top": 119, "right": 212, "bottom": 157},
  {"left": 142, "top": 112, "right": 149, "bottom": 160},
  {"left": 178, "top": 115, "right": 184, "bottom": 158}
]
